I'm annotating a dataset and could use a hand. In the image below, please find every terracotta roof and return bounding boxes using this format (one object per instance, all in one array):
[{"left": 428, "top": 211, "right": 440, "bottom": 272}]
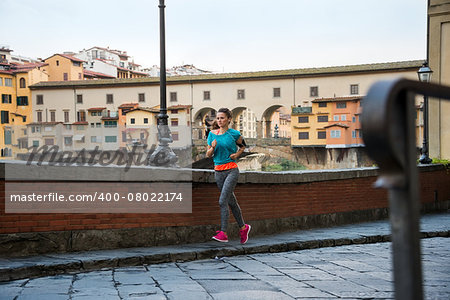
[
  {"left": 29, "top": 60, "right": 423, "bottom": 89},
  {"left": 119, "top": 103, "right": 139, "bottom": 108},
  {"left": 117, "top": 66, "right": 130, "bottom": 71},
  {"left": 131, "top": 70, "right": 148, "bottom": 76},
  {"left": 12, "top": 62, "right": 48, "bottom": 73},
  {"left": 101, "top": 116, "right": 119, "bottom": 120},
  {"left": 59, "top": 53, "right": 85, "bottom": 63},
  {"left": 45, "top": 54, "right": 85, "bottom": 63},
  {"left": 28, "top": 122, "right": 63, "bottom": 126},
  {"left": 150, "top": 105, "right": 192, "bottom": 110},
  {"left": 0, "top": 70, "right": 13, "bottom": 75},
  {"left": 168, "top": 105, "right": 192, "bottom": 109},
  {"left": 324, "top": 123, "right": 350, "bottom": 129},
  {"left": 313, "top": 96, "right": 363, "bottom": 103},
  {"left": 87, "top": 107, "right": 106, "bottom": 111},
  {"left": 123, "top": 107, "right": 159, "bottom": 114},
  {"left": 83, "top": 70, "right": 115, "bottom": 79},
  {"left": 72, "top": 121, "right": 88, "bottom": 125}
]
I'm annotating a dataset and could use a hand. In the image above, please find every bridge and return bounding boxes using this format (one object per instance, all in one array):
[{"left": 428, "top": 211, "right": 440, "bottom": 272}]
[{"left": 191, "top": 137, "right": 373, "bottom": 170}]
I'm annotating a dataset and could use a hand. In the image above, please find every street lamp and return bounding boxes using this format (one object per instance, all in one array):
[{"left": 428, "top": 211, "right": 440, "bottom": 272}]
[
  {"left": 274, "top": 124, "right": 279, "bottom": 138},
  {"left": 418, "top": 61, "right": 433, "bottom": 164},
  {"left": 148, "top": 0, "right": 178, "bottom": 167}
]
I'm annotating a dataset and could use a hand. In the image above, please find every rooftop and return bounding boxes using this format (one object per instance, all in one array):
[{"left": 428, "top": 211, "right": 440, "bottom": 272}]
[
  {"left": 313, "top": 96, "right": 364, "bottom": 103},
  {"left": 28, "top": 122, "right": 62, "bottom": 126},
  {"left": 83, "top": 70, "right": 115, "bottom": 79},
  {"left": 11, "top": 62, "right": 48, "bottom": 73},
  {"left": 29, "top": 60, "right": 423, "bottom": 90},
  {"left": 45, "top": 54, "right": 85, "bottom": 63},
  {"left": 324, "top": 123, "right": 350, "bottom": 128},
  {"left": 118, "top": 103, "right": 139, "bottom": 108},
  {"left": 87, "top": 107, "right": 106, "bottom": 111},
  {"left": 123, "top": 107, "right": 160, "bottom": 114}
]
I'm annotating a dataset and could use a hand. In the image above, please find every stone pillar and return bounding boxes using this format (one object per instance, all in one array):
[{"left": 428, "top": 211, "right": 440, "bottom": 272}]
[
  {"left": 265, "top": 120, "right": 272, "bottom": 138},
  {"left": 256, "top": 120, "right": 263, "bottom": 139}
]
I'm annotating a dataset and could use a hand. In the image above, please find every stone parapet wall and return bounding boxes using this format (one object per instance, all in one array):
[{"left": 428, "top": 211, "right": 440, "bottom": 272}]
[{"left": 0, "top": 162, "right": 449, "bottom": 257}]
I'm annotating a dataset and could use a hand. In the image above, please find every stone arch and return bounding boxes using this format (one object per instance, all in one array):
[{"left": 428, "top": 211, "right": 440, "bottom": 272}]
[
  {"left": 232, "top": 107, "right": 261, "bottom": 138},
  {"left": 193, "top": 107, "right": 216, "bottom": 139},
  {"left": 230, "top": 106, "right": 247, "bottom": 130},
  {"left": 261, "top": 105, "right": 291, "bottom": 138}
]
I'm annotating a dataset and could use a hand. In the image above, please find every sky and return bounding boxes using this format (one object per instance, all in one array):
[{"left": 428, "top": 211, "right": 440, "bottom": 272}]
[{"left": 1, "top": 0, "right": 427, "bottom": 73}]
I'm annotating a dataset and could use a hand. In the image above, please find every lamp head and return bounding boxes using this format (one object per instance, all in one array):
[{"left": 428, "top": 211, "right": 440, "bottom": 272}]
[{"left": 418, "top": 61, "right": 433, "bottom": 83}]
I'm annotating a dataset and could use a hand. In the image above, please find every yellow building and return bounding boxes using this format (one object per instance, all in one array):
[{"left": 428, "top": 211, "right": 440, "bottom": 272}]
[
  {"left": 291, "top": 99, "right": 333, "bottom": 147},
  {"left": 123, "top": 107, "right": 159, "bottom": 150},
  {"left": 44, "top": 54, "right": 84, "bottom": 81},
  {"left": 123, "top": 105, "right": 192, "bottom": 150},
  {"left": 1, "top": 70, "right": 15, "bottom": 158},
  {"left": 1, "top": 62, "right": 48, "bottom": 158}
]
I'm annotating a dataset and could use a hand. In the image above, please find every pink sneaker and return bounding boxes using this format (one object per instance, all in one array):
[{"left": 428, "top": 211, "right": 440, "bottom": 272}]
[
  {"left": 239, "top": 224, "right": 251, "bottom": 244},
  {"left": 212, "top": 231, "right": 228, "bottom": 242}
]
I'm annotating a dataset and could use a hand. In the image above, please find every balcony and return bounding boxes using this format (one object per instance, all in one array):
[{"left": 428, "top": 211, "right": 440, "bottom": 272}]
[{"left": 292, "top": 107, "right": 312, "bottom": 114}]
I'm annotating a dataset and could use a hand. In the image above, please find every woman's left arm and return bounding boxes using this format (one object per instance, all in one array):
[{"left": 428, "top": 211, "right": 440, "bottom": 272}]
[{"left": 230, "top": 136, "right": 245, "bottom": 160}]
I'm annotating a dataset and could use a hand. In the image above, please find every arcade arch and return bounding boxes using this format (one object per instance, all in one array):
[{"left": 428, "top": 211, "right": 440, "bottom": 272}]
[
  {"left": 261, "top": 105, "right": 291, "bottom": 138},
  {"left": 193, "top": 107, "right": 216, "bottom": 139}
]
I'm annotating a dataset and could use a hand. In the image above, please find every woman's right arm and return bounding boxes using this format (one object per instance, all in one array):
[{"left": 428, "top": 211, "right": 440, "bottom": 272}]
[{"left": 206, "top": 139, "right": 217, "bottom": 157}]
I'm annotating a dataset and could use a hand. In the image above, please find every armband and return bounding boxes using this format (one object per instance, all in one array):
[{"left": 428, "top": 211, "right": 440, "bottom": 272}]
[{"left": 237, "top": 138, "right": 247, "bottom": 148}]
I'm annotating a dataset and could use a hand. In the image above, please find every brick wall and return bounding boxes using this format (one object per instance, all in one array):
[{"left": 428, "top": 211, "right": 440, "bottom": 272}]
[{"left": 1, "top": 165, "right": 448, "bottom": 235}]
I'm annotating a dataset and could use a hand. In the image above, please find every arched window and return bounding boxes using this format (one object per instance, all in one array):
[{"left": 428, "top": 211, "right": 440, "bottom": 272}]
[{"left": 19, "top": 78, "right": 26, "bottom": 88}]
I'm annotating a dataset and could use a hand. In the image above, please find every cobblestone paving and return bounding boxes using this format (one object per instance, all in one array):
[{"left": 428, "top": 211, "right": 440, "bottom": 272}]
[{"left": 1, "top": 238, "right": 448, "bottom": 300}]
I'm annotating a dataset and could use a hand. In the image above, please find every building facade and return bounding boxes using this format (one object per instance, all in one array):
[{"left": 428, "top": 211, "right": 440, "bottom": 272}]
[
  {"left": 18, "top": 60, "right": 422, "bottom": 161},
  {"left": 74, "top": 47, "right": 148, "bottom": 79},
  {"left": 44, "top": 54, "right": 84, "bottom": 81},
  {"left": 429, "top": 0, "right": 450, "bottom": 159},
  {"left": 1, "top": 50, "right": 48, "bottom": 159}
]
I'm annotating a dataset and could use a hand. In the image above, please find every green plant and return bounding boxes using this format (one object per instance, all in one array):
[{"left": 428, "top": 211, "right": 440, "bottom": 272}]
[
  {"left": 431, "top": 158, "right": 450, "bottom": 168},
  {"left": 261, "top": 158, "right": 306, "bottom": 172}
]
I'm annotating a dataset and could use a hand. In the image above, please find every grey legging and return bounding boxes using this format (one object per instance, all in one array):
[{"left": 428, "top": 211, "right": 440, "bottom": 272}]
[{"left": 215, "top": 167, "right": 245, "bottom": 232}]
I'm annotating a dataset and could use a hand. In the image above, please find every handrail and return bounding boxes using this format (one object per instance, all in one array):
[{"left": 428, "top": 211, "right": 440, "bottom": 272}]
[{"left": 361, "top": 78, "right": 450, "bottom": 300}]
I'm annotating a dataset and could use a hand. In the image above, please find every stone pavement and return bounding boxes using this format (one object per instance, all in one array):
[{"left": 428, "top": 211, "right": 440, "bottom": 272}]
[{"left": 0, "top": 213, "right": 449, "bottom": 299}]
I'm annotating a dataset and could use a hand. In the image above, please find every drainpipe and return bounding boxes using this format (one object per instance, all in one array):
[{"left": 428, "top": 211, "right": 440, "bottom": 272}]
[
  {"left": 73, "top": 88, "right": 77, "bottom": 122},
  {"left": 190, "top": 81, "right": 194, "bottom": 149},
  {"left": 292, "top": 75, "right": 296, "bottom": 107}
]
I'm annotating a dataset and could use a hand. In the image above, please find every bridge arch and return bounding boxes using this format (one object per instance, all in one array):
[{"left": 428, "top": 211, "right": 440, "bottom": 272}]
[
  {"left": 230, "top": 106, "right": 247, "bottom": 130},
  {"left": 261, "top": 105, "right": 291, "bottom": 138},
  {"left": 192, "top": 103, "right": 292, "bottom": 139},
  {"left": 193, "top": 107, "right": 216, "bottom": 139}
]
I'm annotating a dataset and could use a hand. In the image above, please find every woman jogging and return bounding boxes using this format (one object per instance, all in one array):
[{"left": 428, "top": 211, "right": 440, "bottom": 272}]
[{"left": 206, "top": 108, "right": 251, "bottom": 244}]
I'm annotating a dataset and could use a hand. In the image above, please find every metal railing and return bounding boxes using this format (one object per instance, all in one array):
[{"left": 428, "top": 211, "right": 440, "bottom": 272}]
[{"left": 361, "top": 78, "right": 450, "bottom": 300}]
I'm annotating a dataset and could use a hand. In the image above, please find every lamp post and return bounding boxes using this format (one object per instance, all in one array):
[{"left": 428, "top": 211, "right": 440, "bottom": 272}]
[
  {"left": 274, "top": 124, "right": 279, "bottom": 138},
  {"left": 418, "top": 61, "right": 433, "bottom": 164},
  {"left": 149, "top": 0, "right": 178, "bottom": 167}
]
